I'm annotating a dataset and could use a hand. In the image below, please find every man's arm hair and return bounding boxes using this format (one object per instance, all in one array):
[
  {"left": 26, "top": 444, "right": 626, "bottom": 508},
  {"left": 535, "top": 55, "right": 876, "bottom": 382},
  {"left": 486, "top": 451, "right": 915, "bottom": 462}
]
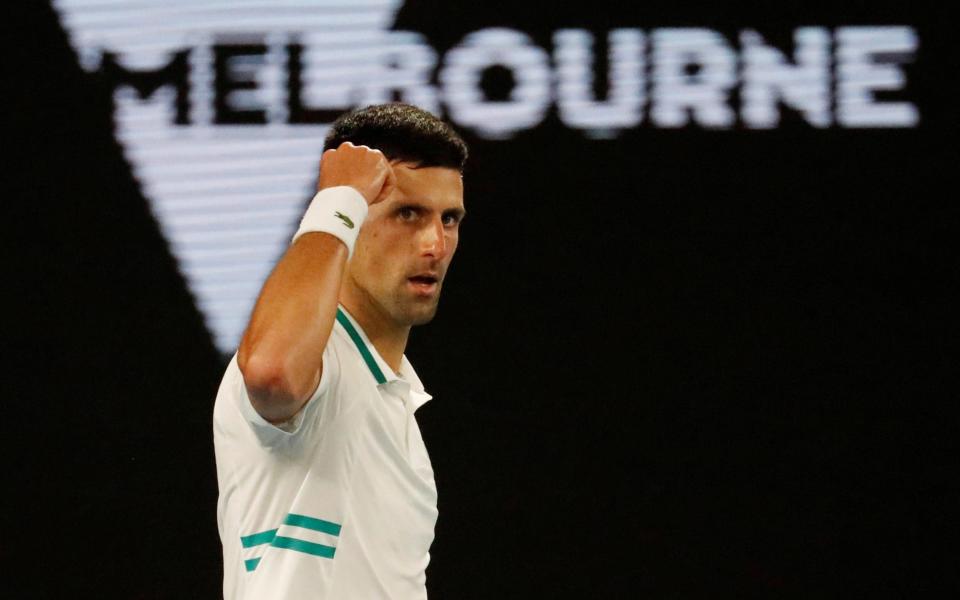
[
  {"left": 237, "top": 233, "right": 347, "bottom": 424},
  {"left": 236, "top": 143, "right": 394, "bottom": 424}
]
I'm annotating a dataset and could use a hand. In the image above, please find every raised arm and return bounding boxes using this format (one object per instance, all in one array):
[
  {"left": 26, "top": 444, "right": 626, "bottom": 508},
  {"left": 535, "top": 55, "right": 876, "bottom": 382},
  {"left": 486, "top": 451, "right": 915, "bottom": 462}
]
[{"left": 237, "top": 143, "right": 395, "bottom": 423}]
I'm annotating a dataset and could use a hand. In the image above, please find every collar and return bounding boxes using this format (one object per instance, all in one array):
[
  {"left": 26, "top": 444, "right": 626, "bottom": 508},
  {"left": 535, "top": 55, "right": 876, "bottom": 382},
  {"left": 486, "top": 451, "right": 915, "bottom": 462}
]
[{"left": 334, "top": 306, "right": 433, "bottom": 410}]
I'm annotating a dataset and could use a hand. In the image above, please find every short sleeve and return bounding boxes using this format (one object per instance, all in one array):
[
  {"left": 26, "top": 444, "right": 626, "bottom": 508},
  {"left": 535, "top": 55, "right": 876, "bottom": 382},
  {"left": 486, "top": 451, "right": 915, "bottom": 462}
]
[{"left": 232, "top": 342, "right": 340, "bottom": 446}]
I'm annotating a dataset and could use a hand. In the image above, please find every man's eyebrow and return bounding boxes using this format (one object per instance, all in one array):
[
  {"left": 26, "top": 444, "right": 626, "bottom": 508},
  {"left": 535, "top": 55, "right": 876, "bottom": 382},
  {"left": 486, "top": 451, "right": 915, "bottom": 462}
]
[
  {"left": 393, "top": 200, "right": 427, "bottom": 211},
  {"left": 397, "top": 201, "right": 465, "bottom": 218}
]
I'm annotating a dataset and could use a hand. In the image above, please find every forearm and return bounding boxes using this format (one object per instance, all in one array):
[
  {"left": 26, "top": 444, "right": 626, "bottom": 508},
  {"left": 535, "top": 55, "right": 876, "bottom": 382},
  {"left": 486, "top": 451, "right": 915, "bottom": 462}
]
[
  {"left": 238, "top": 232, "right": 347, "bottom": 422},
  {"left": 235, "top": 142, "right": 392, "bottom": 422}
]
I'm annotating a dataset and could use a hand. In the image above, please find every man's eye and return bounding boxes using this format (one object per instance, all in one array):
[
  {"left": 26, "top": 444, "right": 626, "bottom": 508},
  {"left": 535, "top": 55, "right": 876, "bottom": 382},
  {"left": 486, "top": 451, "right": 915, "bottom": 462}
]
[
  {"left": 398, "top": 207, "right": 417, "bottom": 220},
  {"left": 442, "top": 214, "right": 459, "bottom": 226}
]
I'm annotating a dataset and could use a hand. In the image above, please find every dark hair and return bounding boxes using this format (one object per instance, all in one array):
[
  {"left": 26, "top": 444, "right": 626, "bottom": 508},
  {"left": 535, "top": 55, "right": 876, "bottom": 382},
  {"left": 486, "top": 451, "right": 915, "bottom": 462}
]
[{"left": 323, "top": 103, "right": 468, "bottom": 172}]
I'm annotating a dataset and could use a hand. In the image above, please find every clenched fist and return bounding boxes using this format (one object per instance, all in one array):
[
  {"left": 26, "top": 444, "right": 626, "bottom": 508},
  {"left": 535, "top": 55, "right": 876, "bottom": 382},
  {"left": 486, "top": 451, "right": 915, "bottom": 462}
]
[{"left": 317, "top": 142, "right": 396, "bottom": 206}]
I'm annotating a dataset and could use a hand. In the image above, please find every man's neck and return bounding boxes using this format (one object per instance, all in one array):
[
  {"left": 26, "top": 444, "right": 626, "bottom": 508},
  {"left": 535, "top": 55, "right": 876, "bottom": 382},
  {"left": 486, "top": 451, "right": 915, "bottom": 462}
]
[{"left": 339, "top": 295, "right": 410, "bottom": 374}]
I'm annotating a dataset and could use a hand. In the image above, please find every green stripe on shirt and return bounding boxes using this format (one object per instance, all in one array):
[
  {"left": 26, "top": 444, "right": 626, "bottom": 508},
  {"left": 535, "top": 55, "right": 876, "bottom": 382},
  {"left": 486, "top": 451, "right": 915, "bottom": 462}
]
[
  {"left": 240, "top": 528, "right": 278, "bottom": 548},
  {"left": 336, "top": 307, "right": 387, "bottom": 384},
  {"left": 244, "top": 557, "right": 261, "bottom": 572},
  {"left": 284, "top": 513, "right": 342, "bottom": 536},
  {"left": 272, "top": 535, "right": 337, "bottom": 558}
]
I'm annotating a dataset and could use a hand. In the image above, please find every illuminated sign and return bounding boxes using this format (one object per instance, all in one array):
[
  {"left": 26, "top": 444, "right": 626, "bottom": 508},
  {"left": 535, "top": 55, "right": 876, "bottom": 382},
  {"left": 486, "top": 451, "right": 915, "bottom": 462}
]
[{"left": 53, "top": 0, "right": 919, "bottom": 352}]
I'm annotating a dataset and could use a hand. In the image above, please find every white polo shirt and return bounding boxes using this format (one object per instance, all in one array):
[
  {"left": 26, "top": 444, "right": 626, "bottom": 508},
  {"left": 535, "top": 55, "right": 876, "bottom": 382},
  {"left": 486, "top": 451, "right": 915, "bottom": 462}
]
[{"left": 213, "top": 307, "right": 438, "bottom": 599}]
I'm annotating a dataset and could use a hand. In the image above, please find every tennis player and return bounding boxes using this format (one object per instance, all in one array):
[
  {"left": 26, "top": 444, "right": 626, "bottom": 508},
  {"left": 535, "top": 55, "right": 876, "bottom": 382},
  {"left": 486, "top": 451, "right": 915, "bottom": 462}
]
[{"left": 213, "top": 103, "right": 468, "bottom": 599}]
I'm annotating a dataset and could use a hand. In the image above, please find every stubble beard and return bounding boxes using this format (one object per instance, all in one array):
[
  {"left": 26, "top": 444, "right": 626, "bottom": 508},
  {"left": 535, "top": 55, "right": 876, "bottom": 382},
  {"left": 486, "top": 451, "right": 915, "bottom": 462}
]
[
  {"left": 391, "top": 286, "right": 442, "bottom": 327},
  {"left": 348, "top": 267, "right": 443, "bottom": 329}
]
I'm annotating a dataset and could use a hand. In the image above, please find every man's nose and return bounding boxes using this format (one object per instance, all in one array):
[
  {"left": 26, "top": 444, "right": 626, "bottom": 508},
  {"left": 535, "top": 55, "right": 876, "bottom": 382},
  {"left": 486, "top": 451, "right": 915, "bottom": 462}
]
[{"left": 421, "top": 217, "right": 447, "bottom": 259}]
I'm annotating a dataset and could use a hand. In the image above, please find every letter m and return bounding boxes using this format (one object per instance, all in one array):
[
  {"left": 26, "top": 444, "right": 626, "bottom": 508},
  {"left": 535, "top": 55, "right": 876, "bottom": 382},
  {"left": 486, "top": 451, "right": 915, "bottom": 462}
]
[{"left": 99, "top": 50, "right": 191, "bottom": 125}]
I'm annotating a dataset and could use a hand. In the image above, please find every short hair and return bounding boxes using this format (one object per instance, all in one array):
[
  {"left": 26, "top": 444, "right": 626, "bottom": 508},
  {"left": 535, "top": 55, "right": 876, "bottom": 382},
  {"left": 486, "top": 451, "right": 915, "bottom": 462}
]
[{"left": 323, "top": 103, "right": 468, "bottom": 172}]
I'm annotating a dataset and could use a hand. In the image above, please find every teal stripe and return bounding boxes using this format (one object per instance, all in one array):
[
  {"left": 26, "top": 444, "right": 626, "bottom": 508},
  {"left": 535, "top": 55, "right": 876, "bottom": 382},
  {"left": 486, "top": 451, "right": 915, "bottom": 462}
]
[
  {"left": 284, "top": 513, "right": 342, "bottom": 536},
  {"left": 244, "top": 557, "right": 261, "bottom": 572},
  {"left": 336, "top": 308, "right": 387, "bottom": 384},
  {"left": 240, "top": 528, "right": 278, "bottom": 548},
  {"left": 272, "top": 535, "right": 336, "bottom": 559}
]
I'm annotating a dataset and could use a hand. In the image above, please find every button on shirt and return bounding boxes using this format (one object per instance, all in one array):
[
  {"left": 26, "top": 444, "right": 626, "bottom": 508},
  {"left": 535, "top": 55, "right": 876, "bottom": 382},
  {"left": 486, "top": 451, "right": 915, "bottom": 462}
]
[{"left": 214, "top": 307, "right": 438, "bottom": 599}]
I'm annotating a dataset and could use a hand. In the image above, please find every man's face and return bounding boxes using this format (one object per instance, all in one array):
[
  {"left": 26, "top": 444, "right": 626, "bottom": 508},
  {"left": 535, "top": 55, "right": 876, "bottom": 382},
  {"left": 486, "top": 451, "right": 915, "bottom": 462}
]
[{"left": 346, "top": 163, "right": 465, "bottom": 328}]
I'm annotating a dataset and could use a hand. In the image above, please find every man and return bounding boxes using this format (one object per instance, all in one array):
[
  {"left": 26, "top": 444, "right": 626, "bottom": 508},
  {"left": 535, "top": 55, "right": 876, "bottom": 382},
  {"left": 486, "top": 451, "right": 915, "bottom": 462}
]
[{"left": 213, "top": 103, "right": 468, "bottom": 599}]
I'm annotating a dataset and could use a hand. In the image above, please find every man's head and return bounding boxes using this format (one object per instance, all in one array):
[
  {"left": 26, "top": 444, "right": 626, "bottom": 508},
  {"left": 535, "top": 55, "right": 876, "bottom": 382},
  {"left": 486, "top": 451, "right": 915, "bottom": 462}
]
[
  {"left": 323, "top": 103, "right": 467, "bottom": 172},
  {"left": 326, "top": 104, "right": 468, "bottom": 329}
]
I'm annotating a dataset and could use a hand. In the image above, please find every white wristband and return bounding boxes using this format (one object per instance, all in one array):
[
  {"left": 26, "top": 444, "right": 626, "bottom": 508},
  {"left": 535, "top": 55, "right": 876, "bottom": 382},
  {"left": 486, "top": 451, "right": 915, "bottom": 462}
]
[{"left": 292, "top": 186, "right": 369, "bottom": 257}]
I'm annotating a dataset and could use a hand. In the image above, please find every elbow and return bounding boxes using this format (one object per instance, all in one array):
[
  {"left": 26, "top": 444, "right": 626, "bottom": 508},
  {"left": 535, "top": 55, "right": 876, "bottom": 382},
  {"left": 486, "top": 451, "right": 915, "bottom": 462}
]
[
  {"left": 238, "top": 350, "right": 303, "bottom": 422},
  {"left": 239, "top": 351, "right": 287, "bottom": 394}
]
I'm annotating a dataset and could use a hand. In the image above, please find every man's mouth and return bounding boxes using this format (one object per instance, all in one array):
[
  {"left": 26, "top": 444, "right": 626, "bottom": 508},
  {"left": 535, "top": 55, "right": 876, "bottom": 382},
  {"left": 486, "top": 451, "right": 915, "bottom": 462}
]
[{"left": 407, "top": 274, "right": 440, "bottom": 295}]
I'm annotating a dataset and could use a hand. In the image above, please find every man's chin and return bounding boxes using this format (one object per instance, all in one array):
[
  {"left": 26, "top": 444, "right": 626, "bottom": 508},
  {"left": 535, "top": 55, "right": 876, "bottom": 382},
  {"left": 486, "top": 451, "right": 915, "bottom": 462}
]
[
  {"left": 401, "top": 297, "right": 441, "bottom": 327},
  {"left": 410, "top": 304, "right": 439, "bottom": 326}
]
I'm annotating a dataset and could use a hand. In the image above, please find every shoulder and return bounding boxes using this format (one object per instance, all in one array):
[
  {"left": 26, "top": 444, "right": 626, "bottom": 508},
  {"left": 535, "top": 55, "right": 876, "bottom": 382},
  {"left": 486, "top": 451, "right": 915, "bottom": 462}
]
[{"left": 214, "top": 331, "right": 379, "bottom": 440}]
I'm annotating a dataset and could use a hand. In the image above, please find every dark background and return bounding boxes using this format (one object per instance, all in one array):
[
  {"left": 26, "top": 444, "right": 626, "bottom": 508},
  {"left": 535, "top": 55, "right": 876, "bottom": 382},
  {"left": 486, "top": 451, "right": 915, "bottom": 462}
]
[{"left": 6, "top": 2, "right": 957, "bottom": 598}]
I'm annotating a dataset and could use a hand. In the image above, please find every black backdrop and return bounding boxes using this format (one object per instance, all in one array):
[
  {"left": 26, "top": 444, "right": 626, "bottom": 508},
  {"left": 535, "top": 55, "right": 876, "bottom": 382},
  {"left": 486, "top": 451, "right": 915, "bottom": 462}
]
[{"left": 7, "top": 2, "right": 958, "bottom": 598}]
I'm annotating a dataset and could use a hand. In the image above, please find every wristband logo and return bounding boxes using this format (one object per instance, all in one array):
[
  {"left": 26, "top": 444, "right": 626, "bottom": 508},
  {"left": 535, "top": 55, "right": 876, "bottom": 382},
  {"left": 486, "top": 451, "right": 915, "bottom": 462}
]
[
  {"left": 334, "top": 212, "right": 355, "bottom": 229},
  {"left": 50, "top": 0, "right": 920, "bottom": 352}
]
